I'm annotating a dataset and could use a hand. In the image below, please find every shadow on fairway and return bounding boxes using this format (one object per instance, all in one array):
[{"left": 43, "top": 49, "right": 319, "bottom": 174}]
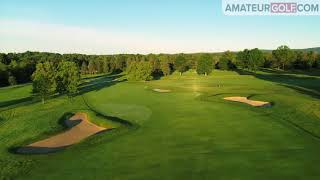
[
  {"left": 0, "top": 97, "right": 34, "bottom": 109},
  {"left": 259, "top": 68, "right": 320, "bottom": 77},
  {"left": 235, "top": 69, "right": 320, "bottom": 99},
  {"left": 0, "top": 73, "right": 125, "bottom": 111},
  {"left": 78, "top": 74, "right": 126, "bottom": 95}
]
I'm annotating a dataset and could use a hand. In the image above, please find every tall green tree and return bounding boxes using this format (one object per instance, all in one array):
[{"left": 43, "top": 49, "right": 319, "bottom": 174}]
[
  {"left": 272, "top": 45, "right": 294, "bottom": 70},
  {"left": 196, "top": 54, "right": 213, "bottom": 76},
  {"left": 248, "top": 48, "right": 264, "bottom": 71},
  {"left": 127, "top": 61, "right": 153, "bottom": 81},
  {"left": 108, "top": 56, "right": 117, "bottom": 73},
  {"left": 316, "top": 53, "right": 320, "bottom": 68},
  {"left": 174, "top": 55, "right": 188, "bottom": 75},
  {"left": 306, "top": 51, "right": 317, "bottom": 68},
  {"left": 236, "top": 49, "right": 250, "bottom": 68},
  {"left": 115, "top": 55, "right": 127, "bottom": 72},
  {"left": 159, "top": 55, "right": 171, "bottom": 76},
  {"left": 101, "top": 60, "right": 110, "bottom": 73},
  {"left": 148, "top": 54, "right": 160, "bottom": 72},
  {"left": 32, "top": 62, "right": 57, "bottom": 104},
  {"left": 0, "top": 53, "right": 9, "bottom": 65},
  {"left": 56, "top": 61, "right": 80, "bottom": 97},
  {"left": 237, "top": 49, "right": 264, "bottom": 71},
  {"left": 80, "top": 61, "right": 88, "bottom": 75},
  {"left": 217, "top": 51, "right": 236, "bottom": 70},
  {"left": 0, "top": 62, "right": 8, "bottom": 86},
  {"left": 95, "top": 60, "right": 103, "bottom": 74},
  {"left": 263, "top": 53, "right": 273, "bottom": 68},
  {"left": 88, "top": 60, "right": 96, "bottom": 74},
  {"left": 293, "top": 51, "right": 305, "bottom": 69}
]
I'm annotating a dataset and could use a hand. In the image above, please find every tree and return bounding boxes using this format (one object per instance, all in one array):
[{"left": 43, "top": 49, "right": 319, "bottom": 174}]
[
  {"left": 102, "top": 59, "right": 110, "bottom": 73},
  {"left": 8, "top": 75, "right": 17, "bottom": 86},
  {"left": 8, "top": 60, "right": 20, "bottom": 83},
  {"left": 236, "top": 49, "right": 250, "bottom": 68},
  {"left": 0, "top": 53, "right": 9, "bottom": 65},
  {"left": 187, "top": 55, "right": 197, "bottom": 69},
  {"left": 174, "top": 55, "right": 188, "bottom": 75},
  {"left": 0, "top": 62, "right": 8, "bottom": 86},
  {"left": 115, "top": 55, "right": 127, "bottom": 72},
  {"left": 95, "top": 60, "right": 103, "bottom": 74},
  {"left": 306, "top": 51, "right": 317, "bottom": 68},
  {"left": 237, "top": 49, "right": 264, "bottom": 71},
  {"left": 248, "top": 48, "right": 264, "bottom": 71},
  {"left": 293, "top": 51, "right": 305, "bottom": 69},
  {"left": 32, "top": 62, "right": 57, "bottom": 104},
  {"left": 272, "top": 45, "right": 294, "bottom": 70},
  {"left": 316, "top": 53, "right": 320, "bottom": 68},
  {"left": 217, "top": 51, "right": 236, "bottom": 70},
  {"left": 196, "top": 54, "right": 213, "bottom": 75},
  {"left": 148, "top": 54, "right": 160, "bottom": 72},
  {"left": 263, "top": 53, "right": 273, "bottom": 68},
  {"left": 159, "top": 56, "right": 171, "bottom": 76},
  {"left": 80, "top": 61, "right": 88, "bottom": 75},
  {"left": 127, "top": 61, "right": 153, "bottom": 81},
  {"left": 108, "top": 56, "right": 117, "bottom": 73},
  {"left": 88, "top": 60, "right": 96, "bottom": 74},
  {"left": 56, "top": 61, "right": 80, "bottom": 97}
]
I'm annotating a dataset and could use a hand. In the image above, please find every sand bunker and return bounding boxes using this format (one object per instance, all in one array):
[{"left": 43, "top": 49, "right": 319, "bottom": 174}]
[
  {"left": 153, "top": 89, "right": 171, "bottom": 93},
  {"left": 17, "top": 113, "right": 107, "bottom": 154},
  {"left": 224, "top": 97, "right": 271, "bottom": 107}
]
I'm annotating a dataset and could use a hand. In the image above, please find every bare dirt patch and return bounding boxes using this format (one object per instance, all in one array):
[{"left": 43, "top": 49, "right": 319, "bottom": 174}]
[
  {"left": 224, "top": 97, "right": 271, "bottom": 107},
  {"left": 17, "top": 112, "right": 108, "bottom": 154},
  {"left": 153, "top": 89, "right": 171, "bottom": 93}
]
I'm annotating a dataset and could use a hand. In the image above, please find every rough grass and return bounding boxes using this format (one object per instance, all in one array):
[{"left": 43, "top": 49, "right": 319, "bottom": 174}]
[{"left": 0, "top": 70, "right": 320, "bottom": 180}]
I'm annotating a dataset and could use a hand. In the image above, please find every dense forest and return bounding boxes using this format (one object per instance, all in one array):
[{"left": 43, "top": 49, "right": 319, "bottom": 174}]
[{"left": 0, "top": 45, "right": 319, "bottom": 87}]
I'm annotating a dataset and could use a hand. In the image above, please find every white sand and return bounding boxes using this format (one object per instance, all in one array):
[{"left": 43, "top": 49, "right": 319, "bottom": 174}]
[
  {"left": 224, "top": 97, "right": 271, "bottom": 107},
  {"left": 17, "top": 113, "right": 107, "bottom": 154},
  {"left": 153, "top": 89, "right": 171, "bottom": 93}
]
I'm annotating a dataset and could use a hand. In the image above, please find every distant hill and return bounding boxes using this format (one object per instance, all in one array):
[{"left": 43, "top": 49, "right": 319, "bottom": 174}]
[
  {"left": 296, "top": 47, "right": 320, "bottom": 53},
  {"left": 261, "top": 47, "right": 320, "bottom": 53}
]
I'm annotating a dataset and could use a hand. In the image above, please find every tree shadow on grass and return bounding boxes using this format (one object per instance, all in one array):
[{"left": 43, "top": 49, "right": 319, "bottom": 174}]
[
  {"left": 0, "top": 97, "right": 34, "bottom": 109},
  {"left": 93, "top": 111, "right": 134, "bottom": 127},
  {"left": 0, "top": 73, "right": 126, "bottom": 111},
  {"left": 259, "top": 68, "right": 320, "bottom": 77},
  {"left": 77, "top": 74, "right": 126, "bottom": 95},
  {"left": 235, "top": 69, "right": 320, "bottom": 99}
]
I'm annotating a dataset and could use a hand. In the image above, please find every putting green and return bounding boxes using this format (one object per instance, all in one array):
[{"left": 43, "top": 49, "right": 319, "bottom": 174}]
[{"left": 0, "top": 70, "right": 320, "bottom": 180}]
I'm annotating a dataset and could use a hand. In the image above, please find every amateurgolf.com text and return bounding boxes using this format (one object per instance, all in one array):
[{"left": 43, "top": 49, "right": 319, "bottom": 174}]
[{"left": 222, "top": 0, "right": 320, "bottom": 15}]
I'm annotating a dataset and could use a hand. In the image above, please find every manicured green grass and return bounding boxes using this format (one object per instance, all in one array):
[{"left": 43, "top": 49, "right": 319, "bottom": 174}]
[{"left": 0, "top": 70, "right": 320, "bottom": 180}]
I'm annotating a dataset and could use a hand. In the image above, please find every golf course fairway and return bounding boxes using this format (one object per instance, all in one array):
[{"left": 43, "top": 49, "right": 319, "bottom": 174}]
[{"left": 1, "top": 70, "right": 320, "bottom": 180}]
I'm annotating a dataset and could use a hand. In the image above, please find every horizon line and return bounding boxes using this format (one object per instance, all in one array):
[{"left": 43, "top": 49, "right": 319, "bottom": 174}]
[{"left": 1, "top": 46, "right": 319, "bottom": 56}]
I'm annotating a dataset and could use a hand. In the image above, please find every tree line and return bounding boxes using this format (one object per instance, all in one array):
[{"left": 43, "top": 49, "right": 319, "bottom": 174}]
[
  {"left": 0, "top": 45, "right": 319, "bottom": 87},
  {"left": 32, "top": 61, "right": 80, "bottom": 103}
]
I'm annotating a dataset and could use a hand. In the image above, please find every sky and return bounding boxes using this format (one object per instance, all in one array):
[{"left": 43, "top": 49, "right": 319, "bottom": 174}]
[{"left": 0, "top": 0, "right": 319, "bottom": 54}]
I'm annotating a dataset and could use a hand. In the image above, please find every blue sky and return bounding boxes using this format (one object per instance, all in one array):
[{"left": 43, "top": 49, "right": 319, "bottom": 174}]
[{"left": 0, "top": 0, "right": 319, "bottom": 54}]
